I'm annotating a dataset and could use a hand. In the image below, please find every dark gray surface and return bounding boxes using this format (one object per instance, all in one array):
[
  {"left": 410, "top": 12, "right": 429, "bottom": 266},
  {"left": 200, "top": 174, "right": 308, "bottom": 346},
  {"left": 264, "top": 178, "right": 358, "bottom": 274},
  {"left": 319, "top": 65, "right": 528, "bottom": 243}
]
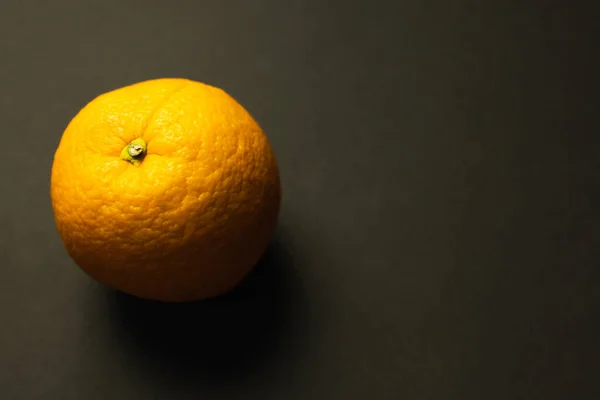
[{"left": 1, "top": 1, "right": 599, "bottom": 399}]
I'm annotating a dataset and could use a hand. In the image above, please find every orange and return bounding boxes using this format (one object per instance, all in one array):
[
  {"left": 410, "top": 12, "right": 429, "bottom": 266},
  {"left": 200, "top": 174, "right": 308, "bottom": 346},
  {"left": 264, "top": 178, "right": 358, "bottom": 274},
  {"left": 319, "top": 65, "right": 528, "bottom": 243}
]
[{"left": 50, "top": 78, "right": 281, "bottom": 302}]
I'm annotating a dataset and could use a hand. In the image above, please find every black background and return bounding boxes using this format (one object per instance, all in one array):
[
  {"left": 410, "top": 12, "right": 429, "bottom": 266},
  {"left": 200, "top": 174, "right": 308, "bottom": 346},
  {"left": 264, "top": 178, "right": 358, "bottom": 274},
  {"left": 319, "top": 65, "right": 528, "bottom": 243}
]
[{"left": 1, "top": 1, "right": 599, "bottom": 399}]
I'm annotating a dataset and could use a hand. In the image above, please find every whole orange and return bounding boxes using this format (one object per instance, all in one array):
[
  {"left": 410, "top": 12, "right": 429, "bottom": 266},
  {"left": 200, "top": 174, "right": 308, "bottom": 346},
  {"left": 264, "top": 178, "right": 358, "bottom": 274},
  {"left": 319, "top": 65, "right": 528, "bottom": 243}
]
[{"left": 50, "top": 78, "right": 281, "bottom": 302}]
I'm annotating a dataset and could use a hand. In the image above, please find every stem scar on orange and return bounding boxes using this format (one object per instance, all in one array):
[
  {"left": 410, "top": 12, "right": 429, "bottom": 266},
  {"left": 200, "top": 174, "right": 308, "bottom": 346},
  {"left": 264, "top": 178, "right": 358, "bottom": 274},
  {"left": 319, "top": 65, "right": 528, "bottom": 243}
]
[{"left": 50, "top": 78, "right": 281, "bottom": 302}]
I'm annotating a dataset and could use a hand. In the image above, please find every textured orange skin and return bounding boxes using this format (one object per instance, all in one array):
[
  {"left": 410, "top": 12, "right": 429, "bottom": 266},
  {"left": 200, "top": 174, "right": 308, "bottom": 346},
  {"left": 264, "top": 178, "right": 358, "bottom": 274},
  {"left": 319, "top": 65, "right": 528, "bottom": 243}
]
[{"left": 50, "top": 78, "right": 281, "bottom": 302}]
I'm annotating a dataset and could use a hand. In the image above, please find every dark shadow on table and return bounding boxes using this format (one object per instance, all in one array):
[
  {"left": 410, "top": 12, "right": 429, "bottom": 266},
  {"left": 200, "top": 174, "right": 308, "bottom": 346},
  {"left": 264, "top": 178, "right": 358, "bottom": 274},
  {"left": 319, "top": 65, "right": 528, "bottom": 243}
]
[{"left": 104, "top": 230, "right": 308, "bottom": 386}]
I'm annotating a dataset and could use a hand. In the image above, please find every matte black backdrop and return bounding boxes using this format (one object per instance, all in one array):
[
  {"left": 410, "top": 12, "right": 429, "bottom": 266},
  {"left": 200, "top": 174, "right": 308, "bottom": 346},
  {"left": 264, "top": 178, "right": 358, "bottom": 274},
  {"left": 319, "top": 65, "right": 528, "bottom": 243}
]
[{"left": 1, "top": 1, "right": 598, "bottom": 399}]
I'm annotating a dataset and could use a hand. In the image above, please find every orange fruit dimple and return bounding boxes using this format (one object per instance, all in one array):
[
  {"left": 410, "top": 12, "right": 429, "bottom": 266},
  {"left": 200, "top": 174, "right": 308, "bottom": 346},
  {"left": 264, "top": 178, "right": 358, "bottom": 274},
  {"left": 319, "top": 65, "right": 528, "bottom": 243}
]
[{"left": 50, "top": 78, "right": 281, "bottom": 302}]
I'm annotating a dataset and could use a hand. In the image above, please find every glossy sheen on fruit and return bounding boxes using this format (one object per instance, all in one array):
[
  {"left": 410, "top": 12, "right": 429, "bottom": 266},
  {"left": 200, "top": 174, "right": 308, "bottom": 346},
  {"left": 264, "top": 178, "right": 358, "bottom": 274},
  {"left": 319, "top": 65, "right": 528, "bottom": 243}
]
[{"left": 50, "top": 78, "right": 281, "bottom": 302}]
